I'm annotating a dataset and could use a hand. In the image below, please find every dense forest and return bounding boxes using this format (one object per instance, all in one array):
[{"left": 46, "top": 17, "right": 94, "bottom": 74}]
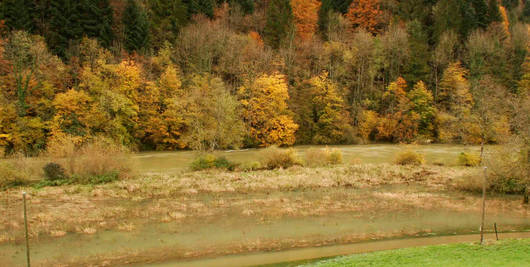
[{"left": 0, "top": 0, "right": 529, "bottom": 154}]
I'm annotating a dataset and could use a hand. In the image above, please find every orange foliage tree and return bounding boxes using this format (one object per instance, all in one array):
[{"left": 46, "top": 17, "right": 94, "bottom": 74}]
[
  {"left": 346, "top": 0, "right": 383, "bottom": 34},
  {"left": 291, "top": 0, "right": 321, "bottom": 42},
  {"left": 499, "top": 5, "right": 510, "bottom": 38}
]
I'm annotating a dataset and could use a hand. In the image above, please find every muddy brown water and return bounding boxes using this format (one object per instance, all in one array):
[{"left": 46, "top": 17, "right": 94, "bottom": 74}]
[{"left": 1, "top": 187, "right": 528, "bottom": 266}]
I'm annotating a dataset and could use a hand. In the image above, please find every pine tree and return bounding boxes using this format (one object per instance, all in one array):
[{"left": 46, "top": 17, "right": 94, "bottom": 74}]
[
  {"left": 331, "top": 0, "right": 354, "bottom": 14},
  {"left": 264, "top": 0, "right": 294, "bottom": 49},
  {"left": 524, "top": 1, "right": 530, "bottom": 23},
  {"left": 458, "top": 0, "right": 477, "bottom": 37},
  {"left": 405, "top": 20, "right": 430, "bottom": 85},
  {"left": 229, "top": 0, "right": 254, "bottom": 14},
  {"left": 148, "top": 0, "right": 188, "bottom": 48},
  {"left": 97, "top": 0, "right": 115, "bottom": 48},
  {"left": 487, "top": 0, "right": 502, "bottom": 23},
  {"left": 472, "top": 0, "right": 489, "bottom": 28},
  {"left": 123, "top": 0, "right": 150, "bottom": 53},
  {"left": 187, "top": 0, "right": 215, "bottom": 18},
  {"left": 78, "top": 0, "right": 99, "bottom": 37},
  {"left": 1, "top": 0, "right": 34, "bottom": 32},
  {"left": 318, "top": 0, "right": 334, "bottom": 39},
  {"left": 48, "top": 0, "right": 81, "bottom": 58}
]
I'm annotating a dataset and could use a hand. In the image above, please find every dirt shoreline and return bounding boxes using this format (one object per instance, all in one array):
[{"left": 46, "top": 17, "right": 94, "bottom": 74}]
[{"left": 135, "top": 232, "right": 530, "bottom": 267}]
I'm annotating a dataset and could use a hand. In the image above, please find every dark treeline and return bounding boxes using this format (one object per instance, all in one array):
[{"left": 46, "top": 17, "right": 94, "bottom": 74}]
[{"left": 0, "top": 0, "right": 529, "bottom": 154}]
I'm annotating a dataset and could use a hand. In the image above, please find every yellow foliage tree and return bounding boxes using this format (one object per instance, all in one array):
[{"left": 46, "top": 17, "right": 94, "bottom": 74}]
[
  {"left": 50, "top": 89, "right": 107, "bottom": 144},
  {"left": 358, "top": 109, "right": 379, "bottom": 141},
  {"left": 136, "top": 65, "right": 188, "bottom": 150},
  {"left": 291, "top": 0, "right": 321, "bottom": 42},
  {"left": 239, "top": 74, "right": 298, "bottom": 146},
  {"left": 437, "top": 62, "right": 474, "bottom": 143},
  {"left": 307, "top": 72, "right": 352, "bottom": 144}
]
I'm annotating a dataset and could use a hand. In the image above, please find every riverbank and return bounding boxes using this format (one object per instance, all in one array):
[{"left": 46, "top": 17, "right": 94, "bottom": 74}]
[{"left": 1, "top": 163, "right": 528, "bottom": 266}]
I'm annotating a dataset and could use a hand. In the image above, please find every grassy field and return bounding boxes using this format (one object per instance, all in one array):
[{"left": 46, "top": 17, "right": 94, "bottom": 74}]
[
  {"left": 135, "top": 144, "right": 483, "bottom": 174},
  {"left": 303, "top": 239, "right": 530, "bottom": 267}
]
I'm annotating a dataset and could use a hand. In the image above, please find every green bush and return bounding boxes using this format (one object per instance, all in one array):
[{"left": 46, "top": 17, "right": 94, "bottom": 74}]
[
  {"left": 260, "top": 146, "right": 301, "bottom": 169},
  {"left": 394, "top": 150, "right": 425, "bottom": 165},
  {"left": 458, "top": 152, "right": 481, "bottom": 167},
  {"left": 190, "top": 154, "right": 238, "bottom": 171},
  {"left": 43, "top": 162, "right": 66, "bottom": 181}
]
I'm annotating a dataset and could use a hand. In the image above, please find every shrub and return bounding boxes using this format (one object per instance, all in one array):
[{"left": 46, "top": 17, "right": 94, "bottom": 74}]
[
  {"left": 458, "top": 152, "right": 481, "bottom": 167},
  {"left": 456, "top": 144, "right": 529, "bottom": 195},
  {"left": 0, "top": 154, "right": 43, "bottom": 189},
  {"left": 260, "top": 146, "right": 301, "bottom": 169},
  {"left": 394, "top": 150, "right": 425, "bottom": 165},
  {"left": 304, "top": 147, "right": 343, "bottom": 167},
  {"left": 0, "top": 162, "right": 31, "bottom": 189},
  {"left": 239, "top": 161, "right": 262, "bottom": 171},
  {"left": 43, "top": 163, "right": 66, "bottom": 181},
  {"left": 46, "top": 135, "right": 134, "bottom": 181},
  {"left": 485, "top": 144, "right": 529, "bottom": 195},
  {"left": 329, "top": 149, "right": 343, "bottom": 165},
  {"left": 190, "top": 154, "right": 238, "bottom": 171}
]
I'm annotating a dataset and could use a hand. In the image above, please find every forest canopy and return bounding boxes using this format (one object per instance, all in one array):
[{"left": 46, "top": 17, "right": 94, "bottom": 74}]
[{"left": 0, "top": 0, "right": 529, "bottom": 154}]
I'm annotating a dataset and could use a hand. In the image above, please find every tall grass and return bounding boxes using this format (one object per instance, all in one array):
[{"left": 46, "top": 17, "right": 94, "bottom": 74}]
[
  {"left": 0, "top": 153, "right": 44, "bottom": 189},
  {"left": 46, "top": 135, "right": 135, "bottom": 182}
]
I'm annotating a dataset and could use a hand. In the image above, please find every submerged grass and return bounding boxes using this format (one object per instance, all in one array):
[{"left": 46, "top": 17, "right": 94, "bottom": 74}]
[{"left": 303, "top": 238, "right": 530, "bottom": 267}]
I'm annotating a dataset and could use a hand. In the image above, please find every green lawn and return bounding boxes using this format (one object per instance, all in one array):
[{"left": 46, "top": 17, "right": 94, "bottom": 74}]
[{"left": 302, "top": 239, "right": 530, "bottom": 267}]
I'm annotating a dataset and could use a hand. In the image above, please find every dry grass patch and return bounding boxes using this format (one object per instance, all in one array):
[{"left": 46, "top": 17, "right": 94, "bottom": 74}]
[{"left": 304, "top": 147, "right": 343, "bottom": 167}]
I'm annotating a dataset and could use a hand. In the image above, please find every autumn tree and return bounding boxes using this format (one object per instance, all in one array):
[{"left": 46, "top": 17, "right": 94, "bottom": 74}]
[
  {"left": 291, "top": 0, "right": 321, "bottom": 42},
  {"left": 407, "top": 81, "right": 436, "bottom": 137},
  {"left": 293, "top": 72, "right": 352, "bottom": 144},
  {"left": 436, "top": 62, "right": 474, "bottom": 143},
  {"left": 345, "top": 0, "right": 383, "bottom": 34},
  {"left": 4, "top": 31, "right": 48, "bottom": 117},
  {"left": 470, "top": 75, "right": 510, "bottom": 148},
  {"left": 431, "top": 30, "right": 458, "bottom": 101},
  {"left": 136, "top": 64, "right": 188, "bottom": 150},
  {"left": 51, "top": 89, "right": 107, "bottom": 141},
  {"left": 183, "top": 74, "right": 244, "bottom": 150},
  {"left": 308, "top": 73, "right": 352, "bottom": 144},
  {"left": 238, "top": 74, "right": 298, "bottom": 147},
  {"left": 376, "top": 77, "right": 419, "bottom": 142}
]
